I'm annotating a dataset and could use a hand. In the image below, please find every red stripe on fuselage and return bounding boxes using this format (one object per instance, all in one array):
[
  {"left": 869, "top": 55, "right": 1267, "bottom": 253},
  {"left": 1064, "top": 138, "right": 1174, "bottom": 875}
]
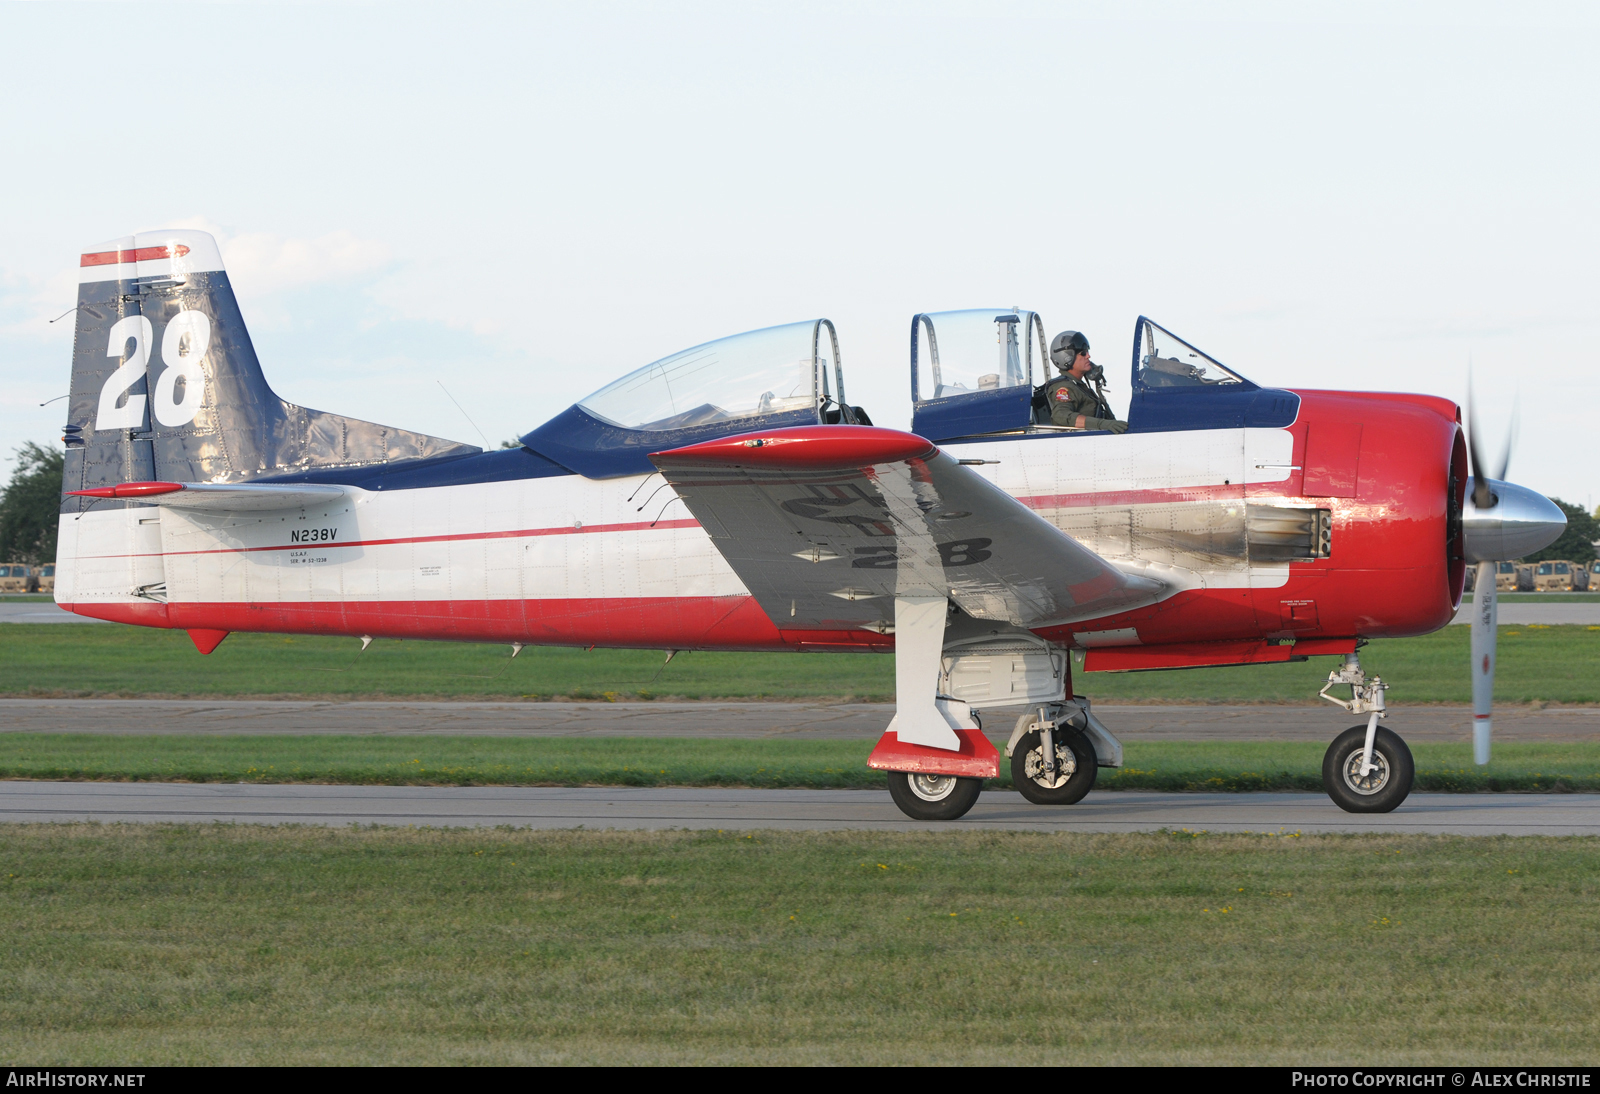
[
  {"left": 72, "top": 517, "right": 704, "bottom": 562},
  {"left": 1016, "top": 482, "right": 1261, "bottom": 510}
]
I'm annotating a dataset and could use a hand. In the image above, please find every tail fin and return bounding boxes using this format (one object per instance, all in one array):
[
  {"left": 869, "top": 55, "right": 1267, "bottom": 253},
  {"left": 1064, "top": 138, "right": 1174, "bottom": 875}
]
[{"left": 62, "top": 229, "right": 477, "bottom": 507}]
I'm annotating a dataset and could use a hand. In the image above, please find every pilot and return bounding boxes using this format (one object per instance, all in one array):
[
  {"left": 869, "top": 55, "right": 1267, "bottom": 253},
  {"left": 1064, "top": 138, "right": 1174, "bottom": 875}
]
[{"left": 1036, "top": 331, "right": 1128, "bottom": 433}]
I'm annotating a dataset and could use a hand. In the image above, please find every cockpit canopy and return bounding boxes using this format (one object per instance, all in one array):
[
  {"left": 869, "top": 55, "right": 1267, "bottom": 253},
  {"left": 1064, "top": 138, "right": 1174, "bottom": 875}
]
[
  {"left": 1132, "top": 317, "right": 1248, "bottom": 390},
  {"left": 522, "top": 319, "right": 862, "bottom": 478},
  {"left": 579, "top": 319, "right": 851, "bottom": 431},
  {"left": 910, "top": 311, "right": 1299, "bottom": 442},
  {"left": 909, "top": 309, "right": 1048, "bottom": 442},
  {"left": 911, "top": 309, "right": 1048, "bottom": 401},
  {"left": 519, "top": 308, "right": 1305, "bottom": 479}
]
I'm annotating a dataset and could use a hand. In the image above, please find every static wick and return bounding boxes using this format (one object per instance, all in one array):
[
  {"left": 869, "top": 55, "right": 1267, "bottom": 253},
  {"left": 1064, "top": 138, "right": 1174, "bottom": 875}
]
[
  {"left": 360, "top": 635, "right": 373, "bottom": 651},
  {"left": 626, "top": 472, "right": 661, "bottom": 505},
  {"left": 663, "top": 649, "right": 678, "bottom": 665},
  {"left": 511, "top": 642, "right": 525, "bottom": 658}
]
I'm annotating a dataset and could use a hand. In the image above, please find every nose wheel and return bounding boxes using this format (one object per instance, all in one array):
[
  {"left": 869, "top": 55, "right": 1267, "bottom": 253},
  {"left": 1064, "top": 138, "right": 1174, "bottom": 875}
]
[{"left": 1322, "top": 725, "right": 1415, "bottom": 813}]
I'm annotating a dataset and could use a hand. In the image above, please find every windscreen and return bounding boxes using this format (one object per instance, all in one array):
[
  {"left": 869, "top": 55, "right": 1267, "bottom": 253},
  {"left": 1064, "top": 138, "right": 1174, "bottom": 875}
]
[
  {"left": 914, "top": 309, "right": 1045, "bottom": 402},
  {"left": 1134, "top": 318, "right": 1246, "bottom": 390},
  {"left": 580, "top": 321, "right": 827, "bottom": 431}
]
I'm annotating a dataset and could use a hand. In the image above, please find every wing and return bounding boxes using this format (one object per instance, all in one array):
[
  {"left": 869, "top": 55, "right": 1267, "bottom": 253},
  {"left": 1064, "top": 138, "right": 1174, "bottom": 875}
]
[
  {"left": 68, "top": 481, "right": 348, "bottom": 511},
  {"left": 650, "top": 426, "right": 1165, "bottom": 632}
]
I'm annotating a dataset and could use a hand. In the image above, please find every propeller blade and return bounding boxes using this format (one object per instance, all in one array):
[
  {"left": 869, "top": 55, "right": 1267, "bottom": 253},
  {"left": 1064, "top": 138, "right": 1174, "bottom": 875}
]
[
  {"left": 1470, "top": 560, "right": 1497, "bottom": 764},
  {"left": 1465, "top": 373, "right": 1494, "bottom": 510},
  {"left": 1495, "top": 391, "right": 1519, "bottom": 482}
]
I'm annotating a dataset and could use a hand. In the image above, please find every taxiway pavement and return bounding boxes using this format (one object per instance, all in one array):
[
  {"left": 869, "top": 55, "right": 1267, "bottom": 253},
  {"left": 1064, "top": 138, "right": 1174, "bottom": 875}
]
[
  {"left": 1448, "top": 601, "right": 1600, "bottom": 625},
  {"left": 3, "top": 697, "right": 1595, "bottom": 741},
  {"left": 0, "top": 781, "right": 1594, "bottom": 835},
  {"left": 6, "top": 601, "right": 1600, "bottom": 625},
  {"left": 0, "top": 602, "right": 106, "bottom": 623}
]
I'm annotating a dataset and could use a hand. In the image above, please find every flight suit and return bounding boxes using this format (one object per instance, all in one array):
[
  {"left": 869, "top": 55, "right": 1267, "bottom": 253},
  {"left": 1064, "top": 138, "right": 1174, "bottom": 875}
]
[{"left": 1039, "top": 374, "right": 1129, "bottom": 433}]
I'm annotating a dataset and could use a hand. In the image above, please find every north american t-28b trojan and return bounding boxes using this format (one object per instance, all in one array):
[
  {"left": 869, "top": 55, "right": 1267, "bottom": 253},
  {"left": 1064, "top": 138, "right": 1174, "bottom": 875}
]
[{"left": 55, "top": 230, "right": 1566, "bottom": 818}]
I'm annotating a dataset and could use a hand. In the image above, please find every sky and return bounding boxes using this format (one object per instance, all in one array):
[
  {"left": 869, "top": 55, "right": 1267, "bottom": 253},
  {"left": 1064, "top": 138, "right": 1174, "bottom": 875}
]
[{"left": 2, "top": 0, "right": 1597, "bottom": 508}]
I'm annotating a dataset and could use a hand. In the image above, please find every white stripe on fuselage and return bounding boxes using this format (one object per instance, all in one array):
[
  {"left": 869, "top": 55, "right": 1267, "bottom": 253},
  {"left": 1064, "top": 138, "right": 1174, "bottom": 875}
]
[{"left": 55, "top": 428, "right": 1296, "bottom": 608}]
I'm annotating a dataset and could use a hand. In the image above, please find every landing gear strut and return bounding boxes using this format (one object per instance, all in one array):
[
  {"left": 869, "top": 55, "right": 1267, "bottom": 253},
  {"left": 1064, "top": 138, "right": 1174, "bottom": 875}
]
[{"left": 1318, "top": 652, "right": 1413, "bottom": 813}]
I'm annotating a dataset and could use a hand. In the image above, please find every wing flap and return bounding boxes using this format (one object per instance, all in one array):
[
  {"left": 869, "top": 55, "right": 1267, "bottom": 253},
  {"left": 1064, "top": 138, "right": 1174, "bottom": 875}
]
[{"left": 650, "top": 426, "right": 1164, "bottom": 631}]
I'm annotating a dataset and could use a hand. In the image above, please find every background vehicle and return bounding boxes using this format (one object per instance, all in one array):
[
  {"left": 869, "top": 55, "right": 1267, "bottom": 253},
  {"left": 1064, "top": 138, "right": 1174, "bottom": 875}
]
[
  {"left": 33, "top": 565, "right": 55, "bottom": 594},
  {"left": 1531, "top": 560, "right": 1576, "bottom": 591},
  {"left": 0, "top": 564, "right": 33, "bottom": 593},
  {"left": 1494, "top": 561, "right": 1522, "bottom": 592}
]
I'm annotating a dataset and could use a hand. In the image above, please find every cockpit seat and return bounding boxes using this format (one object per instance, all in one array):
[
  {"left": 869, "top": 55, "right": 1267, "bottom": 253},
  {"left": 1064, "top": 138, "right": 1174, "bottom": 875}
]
[{"left": 824, "top": 405, "right": 873, "bottom": 426}]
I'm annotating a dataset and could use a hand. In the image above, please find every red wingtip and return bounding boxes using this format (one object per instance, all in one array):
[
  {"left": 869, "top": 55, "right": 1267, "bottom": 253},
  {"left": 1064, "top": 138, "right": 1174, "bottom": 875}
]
[
  {"left": 653, "top": 426, "right": 936, "bottom": 470},
  {"left": 68, "top": 481, "right": 185, "bottom": 499}
]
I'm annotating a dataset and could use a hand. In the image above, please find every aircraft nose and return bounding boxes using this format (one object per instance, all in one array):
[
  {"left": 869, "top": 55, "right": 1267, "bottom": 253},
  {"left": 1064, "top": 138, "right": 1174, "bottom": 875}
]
[{"left": 1462, "top": 480, "right": 1567, "bottom": 562}]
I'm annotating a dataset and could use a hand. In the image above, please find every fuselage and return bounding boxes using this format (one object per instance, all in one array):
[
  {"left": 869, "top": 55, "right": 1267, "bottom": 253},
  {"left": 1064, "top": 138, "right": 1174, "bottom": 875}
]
[{"left": 56, "top": 389, "right": 1467, "bottom": 655}]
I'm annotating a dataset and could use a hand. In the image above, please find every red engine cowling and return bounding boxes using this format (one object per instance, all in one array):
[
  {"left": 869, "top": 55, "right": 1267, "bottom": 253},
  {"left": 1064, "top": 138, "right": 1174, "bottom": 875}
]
[{"left": 1055, "top": 389, "right": 1468, "bottom": 671}]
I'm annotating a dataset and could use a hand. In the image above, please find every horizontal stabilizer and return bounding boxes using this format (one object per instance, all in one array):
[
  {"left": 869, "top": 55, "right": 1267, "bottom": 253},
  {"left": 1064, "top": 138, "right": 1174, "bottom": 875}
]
[
  {"left": 69, "top": 481, "right": 347, "bottom": 511},
  {"left": 649, "top": 425, "right": 1166, "bottom": 632}
]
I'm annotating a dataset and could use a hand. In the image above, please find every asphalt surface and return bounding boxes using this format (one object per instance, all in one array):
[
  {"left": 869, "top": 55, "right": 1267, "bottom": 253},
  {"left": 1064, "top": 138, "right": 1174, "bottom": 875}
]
[
  {"left": 6, "top": 600, "right": 1600, "bottom": 625},
  {"left": 0, "top": 781, "right": 1594, "bottom": 834},
  {"left": 1449, "top": 601, "right": 1600, "bottom": 625},
  {"left": 3, "top": 697, "right": 1594, "bottom": 741},
  {"left": 0, "top": 602, "right": 104, "bottom": 623}
]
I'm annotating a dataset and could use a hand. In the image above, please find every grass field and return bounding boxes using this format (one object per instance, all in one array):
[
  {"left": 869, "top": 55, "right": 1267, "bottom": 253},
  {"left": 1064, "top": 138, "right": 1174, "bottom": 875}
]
[
  {"left": 1, "top": 825, "right": 1595, "bottom": 1065},
  {"left": 1, "top": 734, "right": 1595, "bottom": 792},
  {"left": 5, "top": 622, "right": 1600, "bottom": 704}
]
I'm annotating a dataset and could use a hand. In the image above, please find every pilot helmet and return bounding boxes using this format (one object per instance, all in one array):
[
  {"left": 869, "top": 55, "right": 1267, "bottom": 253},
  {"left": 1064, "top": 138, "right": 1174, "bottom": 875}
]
[{"left": 1051, "top": 331, "right": 1090, "bottom": 370}]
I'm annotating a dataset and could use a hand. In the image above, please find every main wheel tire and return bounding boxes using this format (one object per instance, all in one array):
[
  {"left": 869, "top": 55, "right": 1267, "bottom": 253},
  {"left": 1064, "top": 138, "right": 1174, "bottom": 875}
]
[
  {"left": 1011, "top": 729, "right": 1098, "bottom": 806},
  {"left": 886, "top": 771, "right": 983, "bottom": 820},
  {"left": 1322, "top": 725, "right": 1415, "bottom": 814}
]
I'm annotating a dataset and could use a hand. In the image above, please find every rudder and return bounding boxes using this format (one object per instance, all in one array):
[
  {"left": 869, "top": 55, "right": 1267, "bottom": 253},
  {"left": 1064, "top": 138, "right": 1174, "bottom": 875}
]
[{"left": 62, "top": 229, "right": 478, "bottom": 511}]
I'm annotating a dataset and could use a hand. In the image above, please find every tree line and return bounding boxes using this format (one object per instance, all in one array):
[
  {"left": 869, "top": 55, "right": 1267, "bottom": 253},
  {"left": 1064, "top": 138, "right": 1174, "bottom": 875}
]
[{"left": 0, "top": 443, "right": 62, "bottom": 565}]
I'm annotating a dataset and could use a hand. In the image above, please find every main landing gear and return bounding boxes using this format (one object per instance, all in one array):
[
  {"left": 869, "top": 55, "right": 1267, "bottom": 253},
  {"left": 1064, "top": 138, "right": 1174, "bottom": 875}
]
[
  {"left": 1318, "top": 651, "right": 1414, "bottom": 813},
  {"left": 886, "top": 772, "right": 986, "bottom": 821},
  {"left": 875, "top": 694, "right": 1124, "bottom": 821},
  {"left": 1008, "top": 705, "right": 1099, "bottom": 806},
  {"left": 870, "top": 609, "right": 1121, "bottom": 822}
]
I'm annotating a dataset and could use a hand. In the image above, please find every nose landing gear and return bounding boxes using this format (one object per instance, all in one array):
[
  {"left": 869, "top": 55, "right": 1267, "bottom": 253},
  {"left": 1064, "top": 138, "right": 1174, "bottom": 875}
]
[
  {"left": 1318, "top": 652, "right": 1414, "bottom": 813},
  {"left": 1323, "top": 724, "right": 1416, "bottom": 813}
]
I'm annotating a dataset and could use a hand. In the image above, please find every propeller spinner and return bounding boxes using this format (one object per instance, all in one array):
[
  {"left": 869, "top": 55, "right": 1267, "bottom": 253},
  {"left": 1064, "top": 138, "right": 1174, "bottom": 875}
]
[{"left": 1460, "top": 383, "right": 1565, "bottom": 765}]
